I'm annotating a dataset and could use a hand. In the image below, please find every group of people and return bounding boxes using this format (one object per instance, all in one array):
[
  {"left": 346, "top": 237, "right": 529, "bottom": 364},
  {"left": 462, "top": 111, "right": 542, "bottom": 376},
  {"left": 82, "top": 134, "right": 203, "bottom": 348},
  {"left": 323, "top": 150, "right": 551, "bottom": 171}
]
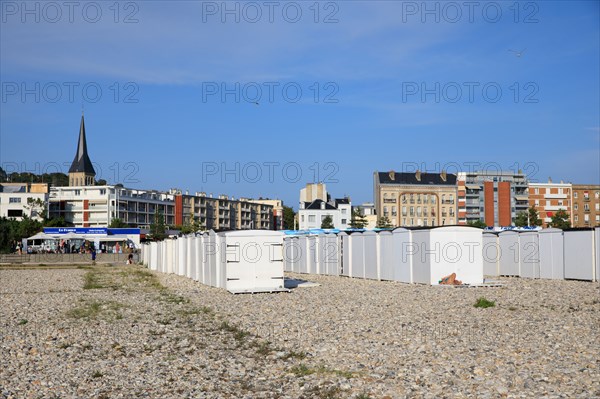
[{"left": 91, "top": 247, "right": 135, "bottom": 264}]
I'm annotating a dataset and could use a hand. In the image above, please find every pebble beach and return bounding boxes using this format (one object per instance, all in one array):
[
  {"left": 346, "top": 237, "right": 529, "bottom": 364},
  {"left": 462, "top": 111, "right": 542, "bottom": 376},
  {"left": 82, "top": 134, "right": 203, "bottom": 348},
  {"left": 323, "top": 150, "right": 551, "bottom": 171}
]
[{"left": 1, "top": 265, "right": 599, "bottom": 398}]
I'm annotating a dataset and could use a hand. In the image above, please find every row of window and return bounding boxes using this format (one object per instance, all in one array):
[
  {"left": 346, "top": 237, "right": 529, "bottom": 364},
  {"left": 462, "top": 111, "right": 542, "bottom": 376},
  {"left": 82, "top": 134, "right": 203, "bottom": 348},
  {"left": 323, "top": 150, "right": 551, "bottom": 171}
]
[
  {"left": 574, "top": 214, "right": 600, "bottom": 223},
  {"left": 383, "top": 206, "right": 454, "bottom": 217},
  {"left": 533, "top": 188, "right": 600, "bottom": 199},
  {"left": 574, "top": 203, "right": 598, "bottom": 211},
  {"left": 534, "top": 199, "right": 567, "bottom": 207},
  {"left": 574, "top": 191, "right": 599, "bottom": 199},
  {"left": 299, "top": 214, "right": 347, "bottom": 225},
  {"left": 382, "top": 193, "right": 455, "bottom": 204},
  {"left": 399, "top": 218, "right": 453, "bottom": 227},
  {"left": 533, "top": 188, "right": 567, "bottom": 195},
  {"left": 534, "top": 201, "right": 600, "bottom": 212}
]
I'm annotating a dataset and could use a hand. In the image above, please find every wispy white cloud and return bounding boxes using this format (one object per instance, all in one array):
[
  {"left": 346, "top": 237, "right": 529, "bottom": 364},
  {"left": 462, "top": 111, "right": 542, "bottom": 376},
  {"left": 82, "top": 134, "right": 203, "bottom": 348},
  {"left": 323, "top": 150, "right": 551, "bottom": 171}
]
[{"left": 1, "top": 2, "right": 469, "bottom": 84}]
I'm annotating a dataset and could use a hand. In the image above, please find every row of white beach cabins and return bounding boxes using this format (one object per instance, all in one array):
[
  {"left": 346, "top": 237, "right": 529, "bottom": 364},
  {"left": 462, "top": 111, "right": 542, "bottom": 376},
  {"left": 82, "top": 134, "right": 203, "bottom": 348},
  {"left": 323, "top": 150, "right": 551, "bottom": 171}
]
[{"left": 141, "top": 226, "right": 600, "bottom": 293}]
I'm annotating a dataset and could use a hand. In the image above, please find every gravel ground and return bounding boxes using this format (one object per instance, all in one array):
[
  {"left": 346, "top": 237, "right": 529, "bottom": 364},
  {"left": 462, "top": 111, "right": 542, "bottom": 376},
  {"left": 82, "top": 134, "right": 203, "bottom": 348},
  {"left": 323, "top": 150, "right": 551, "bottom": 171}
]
[{"left": 1, "top": 266, "right": 599, "bottom": 398}]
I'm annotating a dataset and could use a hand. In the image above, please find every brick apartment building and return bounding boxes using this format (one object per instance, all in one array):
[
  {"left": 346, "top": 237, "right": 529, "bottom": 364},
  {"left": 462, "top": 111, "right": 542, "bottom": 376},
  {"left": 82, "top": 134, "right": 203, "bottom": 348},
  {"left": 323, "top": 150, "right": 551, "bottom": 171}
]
[
  {"left": 528, "top": 180, "right": 572, "bottom": 227},
  {"left": 457, "top": 171, "right": 529, "bottom": 227},
  {"left": 571, "top": 184, "right": 600, "bottom": 227}
]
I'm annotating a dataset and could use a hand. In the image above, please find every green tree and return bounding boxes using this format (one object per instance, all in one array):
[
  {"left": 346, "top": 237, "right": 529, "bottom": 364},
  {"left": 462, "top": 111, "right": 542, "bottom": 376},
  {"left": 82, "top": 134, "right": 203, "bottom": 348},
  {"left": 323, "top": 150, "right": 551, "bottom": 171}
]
[
  {"left": 43, "top": 217, "right": 72, "bottom": 227},
  {"left": 0, "top": 217, "right": 42, "bottom": 253},
  {"left": 5, "top": 172, "right": 69, "bottom": 186},
  {"left": 109, "top": 218, "right": 128, "bottom": 228},
  {"left": 0, "top": 217, "right": 19, "bottom": 253},
  {"left": 467, "top": 220, "right": 488, "bottom": 229},
  {"left": 17, "top": 216, "right": 42, "bottom": 239},
  {"left": 515, "top": 206, "right": 543, "bottom": 227},
  {"left": 528, "top": 206, "right": 543, "bottom": 227},
  {"left": 376, "top": 216, "right": 393, "bottom": 229},
  {"left": 349, "top": 209, "right": 368, "bottom": 229},
  {"left": 321, "top": 215, "right": 335, "bottom": 229},
  {"left": 514, "top": 211, "right": 528, "bottom": 227},
  {"left": 180, "top": 211, "right": 202, "bottom": 234},
  {"left": 24, "top": 197, "right": 47, "bottom": 220},
  {"left": 150, "top": 208, "right": 167, "bottom": 241},
  {"left": 283, "top": 206, "right": 296, "bottom": 230},
  {"left": 549, "top": 209, "right": 570, "bottom": 229}
]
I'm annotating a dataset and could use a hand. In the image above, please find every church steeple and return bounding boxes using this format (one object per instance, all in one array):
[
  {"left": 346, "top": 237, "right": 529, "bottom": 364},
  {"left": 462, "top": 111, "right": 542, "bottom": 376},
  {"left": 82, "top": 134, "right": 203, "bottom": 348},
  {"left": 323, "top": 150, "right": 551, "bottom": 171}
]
[{"left": 68, "top": 114, "right": 96, "bottom": 186}]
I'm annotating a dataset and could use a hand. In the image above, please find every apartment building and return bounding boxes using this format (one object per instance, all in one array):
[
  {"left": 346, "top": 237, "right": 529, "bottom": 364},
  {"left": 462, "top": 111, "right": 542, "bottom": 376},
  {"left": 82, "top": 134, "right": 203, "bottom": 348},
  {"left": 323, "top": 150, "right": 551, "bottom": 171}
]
[
  {"left": 355, "top": 202, "right": 377, "bottom": 229},
  {"left": 176, "top": 191, "right": 274, "bottom": 231},
  {"left": 49, "top": 185, "right": 177, "bottom": 228},
  {"left": 571, "top": 185, "right": 600, "bottom": 227},
  {"left": 0, "top": 183, "right": 49, "bottom": 221},
  {"left": 298, "top": 183, "right": 351, "bottom": 230},
  {"left": 528, "top": 180, "right": 572, "bottom": 227},
  {"left": 457, "top": 171, "right": 528, "bottom": 227},
  {"left": 48, "top": 114, "right": 275, "bottom": 230},
  {"left": 374, "top": 170, "right": 457, "bottom": 227},
  {"left": 254, "top": 199, "right": 284, "bottom": 230},
  {"left": 298, "top": 198, "right": 351, "bottom": 230}
]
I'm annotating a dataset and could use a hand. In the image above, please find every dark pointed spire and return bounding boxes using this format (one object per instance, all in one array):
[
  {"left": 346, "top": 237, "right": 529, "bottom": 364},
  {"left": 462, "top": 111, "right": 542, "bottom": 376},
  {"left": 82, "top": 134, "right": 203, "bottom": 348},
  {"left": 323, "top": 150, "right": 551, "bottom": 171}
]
[{"left": 68, "top": 114, "right": 96, "bottom": 174}]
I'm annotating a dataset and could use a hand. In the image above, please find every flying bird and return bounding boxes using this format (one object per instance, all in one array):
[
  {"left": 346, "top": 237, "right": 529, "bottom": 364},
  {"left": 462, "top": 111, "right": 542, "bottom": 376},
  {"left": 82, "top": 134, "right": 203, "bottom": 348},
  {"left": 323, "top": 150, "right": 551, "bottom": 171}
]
[{"left": 508, "top": 48, "right": 526, "bottom": 58}]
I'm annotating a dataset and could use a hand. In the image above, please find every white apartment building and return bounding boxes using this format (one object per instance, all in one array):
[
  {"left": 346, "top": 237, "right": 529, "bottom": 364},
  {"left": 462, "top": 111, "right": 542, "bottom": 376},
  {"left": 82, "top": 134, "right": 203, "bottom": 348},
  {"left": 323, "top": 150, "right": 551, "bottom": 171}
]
[
  {"left": 0, "top": 183, "right": 49, "bottom": 221},
  {"left": 297, "top": 183, "right": 351, "bottom": 230},
  {"left": 46, "top": 114, "right": 275, "bottom": 230},
  {"left": 49, "top": 185, "right": 176, "bottom": 228}
]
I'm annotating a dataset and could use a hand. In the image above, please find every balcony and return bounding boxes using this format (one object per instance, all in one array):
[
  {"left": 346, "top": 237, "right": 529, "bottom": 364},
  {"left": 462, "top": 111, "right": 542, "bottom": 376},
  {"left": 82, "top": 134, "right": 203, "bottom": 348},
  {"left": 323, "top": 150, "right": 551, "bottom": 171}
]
[
  {"left": 543, "top": 193, "right": 567, "bottom": 199},
  {"left": 544, "top": 205, "right": 568, "bottom": 211},
  {"left": 383, "top": 198, "right": 396, "bottom": 204}
]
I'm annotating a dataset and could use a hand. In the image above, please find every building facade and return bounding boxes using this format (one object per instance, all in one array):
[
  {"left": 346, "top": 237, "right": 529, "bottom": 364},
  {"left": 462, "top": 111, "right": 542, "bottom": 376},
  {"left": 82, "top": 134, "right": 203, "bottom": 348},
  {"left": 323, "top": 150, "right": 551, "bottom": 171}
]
[
  {"left": 0, "top": 183, "right": 49, "bottom": 221},
  {"left": 300, "top": 183, "right": 327, "bottom": 203},
  {"left": 47, "top": 114, "right": 275, "bottom": 230},
  {"left": 298, "top": 199, "right": 351, "bottom": 230},
  {"left": 176, "top": 191, "right": 274, "bottom": 231},
  {"left": 374, "top": 170, "right": 457, "bottom": 227},
  {"left": 355, "top": 202, "right": 378, "bottom": 229},
  {"left": 49, "top": 187, "right": 276, "bottom": 230},
  {"left": 571, "top": 185, "right": 600, "bottom": 227},
  {"left": 298, "top": 183, "right": 351, "bottom": 230},
  {"left": 528, "top": 181, "right": 572, "bottom": 227},
  {"left": 457, "top": 171, "right": 529, "bottom": 227},
  {"left": 253, "top": 199, "right": 284, "bottom": 230},
  {"left": 49, "top": 185, "right": 177, "bottom": 228}
]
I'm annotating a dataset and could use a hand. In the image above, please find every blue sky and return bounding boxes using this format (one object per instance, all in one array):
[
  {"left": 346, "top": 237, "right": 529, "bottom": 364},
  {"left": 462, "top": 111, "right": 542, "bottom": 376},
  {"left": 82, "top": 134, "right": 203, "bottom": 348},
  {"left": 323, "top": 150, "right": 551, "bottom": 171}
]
[{"left": 1, "top": 0, "right": 599, "bottom": 210}]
